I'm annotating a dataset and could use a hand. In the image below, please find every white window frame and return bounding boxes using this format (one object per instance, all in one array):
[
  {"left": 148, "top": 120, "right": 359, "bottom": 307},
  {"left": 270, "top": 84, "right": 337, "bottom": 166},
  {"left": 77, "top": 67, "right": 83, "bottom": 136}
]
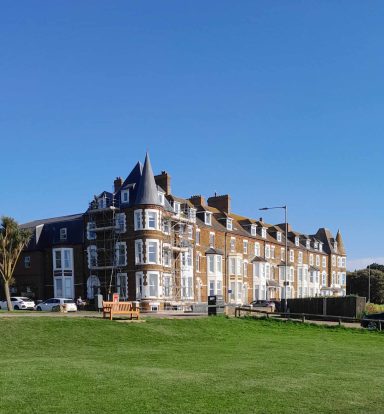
[
  {"left": 205, "top": 212, "right": 212, "bottom": 226},
  {"left": 134, "top": 210, "right": 142, "bottom": 231},
  {"left": 87, "top": 245, "right": 97, "bottom": 268},
  {"left": 158, "top": 191, "right": 165, "bottom": 206},
  {"left": 116, "top": 273, "right": 128, "bottom": 300},
  {"left": 188, "top": 208, "right": 197, "bottom": 223},
  {"left": 162, "top": 246, "right": 171, "bottom": 267},
  {"left": 196, "top": 228, "right": 200, "bottom": 245},
  {"left": 135, "top": 239, "right": 143, "bottom": 264},
  {"left": 115, "top": 212, "right": 126, "bottom": 233},
  {"left": 87, "top": 221, "right": 96, "bottom": 240},
  {"left": 255, "top": 242, "right": 260, "bottom": 257},
  {"left": 251, "top": 225, "right": 257, "bottom": 236},
  {"left": 265, "top": 244, "right": 271, "bottom": 259},
  {"left": 163, "top": 273, "right": 172, "bottom": 298},
  {"left": 115, "top": 242, "right": 127, "bottom": 267},
  {"left": 243, "top": 240, "right": 248, "bottom": 255},
  {"left": 295, "top": 237, "right": 299, "bottom": 247},
  {"left": 290, "top": 249, "right": 294, "bottom": 263},
  {"left": 277, "top": 232, "right": 282, "bottom": 242},
  {"left": 121, "top": 190, "right": 129, "bottom": 204},
  {"left": 52, "top": 248, "right": 74, "bottom": 298},
  {"left": 322, "top": 256, "right": 326, "bottom": 268},
  {"left": 173, "top": 202, "right": 181, "bottom": 216},
  {"left": 146, "top": 239, "right": 159, "bottom": 264},
  {"left": 261, "top": 227, "right": 267, "bottom": 239},
  {"left": 230, "top": 237, "right": 236, "bottom": 252},
  {"left": 148, "top": 272, "right": 160, "bottom": 298},
  {"left": 145, "top": 209, "right": 159, "bottom": 230},
  {"left": 227, "top": 218, "right": 233, "bottom": 231},
  {"left": 209, "top": 232, "right": 215, "bottom": 248}
]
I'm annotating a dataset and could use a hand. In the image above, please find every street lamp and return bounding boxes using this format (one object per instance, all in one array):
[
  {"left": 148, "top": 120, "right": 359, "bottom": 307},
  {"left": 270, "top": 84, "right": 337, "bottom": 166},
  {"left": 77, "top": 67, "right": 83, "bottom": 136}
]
[{"left": 259, "top": 205, "right": 288, "bottom": 312}]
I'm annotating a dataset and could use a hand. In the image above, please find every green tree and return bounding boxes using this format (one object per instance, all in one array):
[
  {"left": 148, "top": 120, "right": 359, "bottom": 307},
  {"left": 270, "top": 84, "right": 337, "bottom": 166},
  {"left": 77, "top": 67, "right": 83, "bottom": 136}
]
[
  {"left": 347, "top": 268, "right": 384, "bottom": 304},
  {"left": 0, "top": 217, "right": 32, "bottom": 311},
  {"left": 368, "top": 263, "right": 384, "bottom": 272}
]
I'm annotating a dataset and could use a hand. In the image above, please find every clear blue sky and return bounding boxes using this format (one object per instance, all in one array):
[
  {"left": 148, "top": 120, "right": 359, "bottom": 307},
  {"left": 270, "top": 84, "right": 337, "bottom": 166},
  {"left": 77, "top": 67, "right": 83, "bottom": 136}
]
[{"left": 1, "top": 1, "right": 383, "bottom": 269}]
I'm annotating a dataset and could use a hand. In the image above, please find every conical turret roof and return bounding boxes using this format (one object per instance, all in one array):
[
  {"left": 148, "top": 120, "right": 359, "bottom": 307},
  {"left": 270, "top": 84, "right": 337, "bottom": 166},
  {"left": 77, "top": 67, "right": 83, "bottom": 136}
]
[{"left": 134, "top": 153, "right": 161, "bottom": 206}]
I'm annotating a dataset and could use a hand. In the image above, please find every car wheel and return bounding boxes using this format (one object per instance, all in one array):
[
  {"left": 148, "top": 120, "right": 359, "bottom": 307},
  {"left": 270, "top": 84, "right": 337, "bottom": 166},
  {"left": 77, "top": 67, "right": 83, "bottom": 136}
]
[
  {"left": 367, "top": 321, "right": 378, "bottom": 330},
  {"left": 14, "top": 305, "right": 19, "bottom": 310},
  {"left": 36, "top": 306, "right": 42, "bottom": 311}
]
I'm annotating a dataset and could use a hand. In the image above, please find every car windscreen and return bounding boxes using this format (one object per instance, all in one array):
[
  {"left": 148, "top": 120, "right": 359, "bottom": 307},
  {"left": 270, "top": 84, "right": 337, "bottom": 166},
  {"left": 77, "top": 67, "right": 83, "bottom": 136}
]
[
  {"left": 20, "top": 297, "right": 32, "bottom": 301},
  {"left": 64, "top": 300, "right": 75, "bottom": 304}
]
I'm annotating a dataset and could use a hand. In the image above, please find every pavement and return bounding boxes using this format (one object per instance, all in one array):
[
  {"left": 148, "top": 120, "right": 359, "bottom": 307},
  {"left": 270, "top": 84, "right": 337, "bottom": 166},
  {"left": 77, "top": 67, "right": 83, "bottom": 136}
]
[
  {"left": 0, "top": 310, "right": 364, "bottom": 328},
  {"left": 0, "top": 310, "right": 208, "bottom": 319}
]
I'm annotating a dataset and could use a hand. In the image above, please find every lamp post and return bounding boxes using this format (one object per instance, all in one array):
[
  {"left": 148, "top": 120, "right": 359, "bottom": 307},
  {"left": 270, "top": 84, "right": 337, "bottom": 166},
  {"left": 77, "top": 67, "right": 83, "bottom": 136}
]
[{"left": 259, "top": 205, "right": 288, "bottom": 312}]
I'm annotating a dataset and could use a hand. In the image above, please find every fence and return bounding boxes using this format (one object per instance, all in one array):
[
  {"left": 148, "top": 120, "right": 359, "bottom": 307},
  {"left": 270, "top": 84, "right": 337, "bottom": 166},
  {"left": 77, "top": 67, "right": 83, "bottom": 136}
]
[{"left": 234, "top": 306, "right": 384, "bottom": 331}]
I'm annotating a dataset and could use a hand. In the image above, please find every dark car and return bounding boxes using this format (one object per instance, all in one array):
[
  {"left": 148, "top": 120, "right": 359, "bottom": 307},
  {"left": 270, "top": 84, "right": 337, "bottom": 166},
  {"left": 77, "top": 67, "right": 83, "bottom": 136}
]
[{"left": 361, "top": 312, "right": 384, "bottom": 330}]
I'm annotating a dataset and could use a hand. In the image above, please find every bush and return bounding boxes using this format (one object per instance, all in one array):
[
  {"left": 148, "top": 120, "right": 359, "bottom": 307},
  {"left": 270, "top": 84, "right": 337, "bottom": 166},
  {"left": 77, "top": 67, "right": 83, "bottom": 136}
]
[{"left": 365, "top": 303, "right": 384, "bottom": 315}]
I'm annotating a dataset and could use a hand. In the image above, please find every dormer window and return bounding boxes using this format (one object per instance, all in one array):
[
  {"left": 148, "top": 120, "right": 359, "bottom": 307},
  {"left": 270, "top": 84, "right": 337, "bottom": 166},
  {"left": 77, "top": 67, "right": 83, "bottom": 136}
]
[
  {"left": 306, "top": 239, "right": 311, "bottom": 249},
  {"left": 60, "top": 228, "right": 67, "bottom": 241},
  {"left": 319, "top": 243, "right": 323, "bottom": 252},
  {"left": 173, "top": 202, "right": 181, "bottom": 216},
  {"left": 334, "top": 241, "right": 338, "bottom": 253},
  {"left": 98, "top": 196, "right": 107, "bottom": 209},
  {"left": 188, "top": 208, "right": 196, "bottom": 223},
  {"left": 205, "top": 212, "right": 212, "bottom": 226},
  {"left": 277, "top": 232, "right": 282, "bottom": 242},
  {"left": 261, "top": 228, "right": 267, "bottom": 238},
  {"left": 295, "top": 237, "right": 299, "bottom": 247},
  {"left": 251, "top": 225, "right": 256, "bottom": 237},
  {"left": 227, "top": 218, "right": 233, "bottom": 231},
  {"left": 121, "top": 190, "right": 129, "bottom": 204},
  {"left": 158, "top": 191, "right": 165, "bottom": 205},
  {"left": 314, "top": 242, "right": 319, "bottom": 249}
]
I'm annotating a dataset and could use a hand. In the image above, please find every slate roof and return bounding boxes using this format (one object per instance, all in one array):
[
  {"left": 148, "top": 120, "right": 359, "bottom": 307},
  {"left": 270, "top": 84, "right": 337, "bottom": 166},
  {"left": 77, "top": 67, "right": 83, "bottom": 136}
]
[{"left": 134, "top": 153, "right": 161, "bottom": 206}]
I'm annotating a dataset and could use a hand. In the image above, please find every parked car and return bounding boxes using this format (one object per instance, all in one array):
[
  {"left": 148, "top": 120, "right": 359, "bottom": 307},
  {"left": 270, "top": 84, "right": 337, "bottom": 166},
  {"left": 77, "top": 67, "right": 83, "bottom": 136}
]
[
  {"left": 35, "top": 298, "right": 77, "bottom": 312},
  {"left": 361, "top": 312, "right": 384, "bottom": 330},
  {"left": 249, "top": 300, "right": 276, "bottom": 312},
  {"left": 0, "top": 297, "right": 35, "bottom": 310}
]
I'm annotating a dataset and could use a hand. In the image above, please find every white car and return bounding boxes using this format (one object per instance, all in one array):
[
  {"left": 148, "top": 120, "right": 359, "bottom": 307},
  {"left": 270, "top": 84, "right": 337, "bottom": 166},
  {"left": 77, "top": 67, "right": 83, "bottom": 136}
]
[
  {"left": 36, "top": 298, "right": 77, "bottom": 312},
  {"left": 0, "top": 297, "right": 35, "bottom": 310}
]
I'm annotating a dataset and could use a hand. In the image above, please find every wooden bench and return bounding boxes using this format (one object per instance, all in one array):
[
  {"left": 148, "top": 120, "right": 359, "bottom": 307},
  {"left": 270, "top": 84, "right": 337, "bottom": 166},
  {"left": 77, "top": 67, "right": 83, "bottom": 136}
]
[{"left": 102, "top": 301, "right": 140, "bottom": 321}]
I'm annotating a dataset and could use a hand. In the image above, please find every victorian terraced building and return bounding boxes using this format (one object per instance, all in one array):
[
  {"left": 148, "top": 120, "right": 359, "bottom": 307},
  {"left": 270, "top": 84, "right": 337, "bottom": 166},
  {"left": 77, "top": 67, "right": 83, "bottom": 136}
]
[{"left": 11, "top": 153, "right": 347, "bottom": 310}]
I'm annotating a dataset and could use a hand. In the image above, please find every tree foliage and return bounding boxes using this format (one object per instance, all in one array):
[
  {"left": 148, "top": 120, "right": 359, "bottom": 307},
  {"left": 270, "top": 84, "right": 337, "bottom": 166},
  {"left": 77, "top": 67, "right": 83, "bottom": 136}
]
[
  {"left": 347, "top": 266, "right": 384, "bottom": 304},
  {"left": 0, "top": 217, "right": 32, "bottom": 310}
]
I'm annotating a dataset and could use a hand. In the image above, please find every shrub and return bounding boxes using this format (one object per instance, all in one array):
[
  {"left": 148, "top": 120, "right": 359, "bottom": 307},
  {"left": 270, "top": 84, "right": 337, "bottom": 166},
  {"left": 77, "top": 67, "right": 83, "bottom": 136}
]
[{"left": 365, "top": 303, "right": 384, "bottom": 315}]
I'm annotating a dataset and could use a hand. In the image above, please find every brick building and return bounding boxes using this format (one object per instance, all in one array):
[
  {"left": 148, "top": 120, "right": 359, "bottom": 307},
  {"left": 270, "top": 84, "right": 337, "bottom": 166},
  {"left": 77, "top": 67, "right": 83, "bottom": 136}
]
[{"left": 10, "top": 153, "right": 347, "bottom": 309}]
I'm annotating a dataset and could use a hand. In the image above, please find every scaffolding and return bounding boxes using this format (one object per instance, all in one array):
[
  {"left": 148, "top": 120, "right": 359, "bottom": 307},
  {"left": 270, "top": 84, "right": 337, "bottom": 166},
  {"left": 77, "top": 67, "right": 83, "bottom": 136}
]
[
  {"left": 163, "top": 203, "right": 195, "bottom": 306},
  {"left": 85, "top": 193, "right": 124, "bottom": 300}
]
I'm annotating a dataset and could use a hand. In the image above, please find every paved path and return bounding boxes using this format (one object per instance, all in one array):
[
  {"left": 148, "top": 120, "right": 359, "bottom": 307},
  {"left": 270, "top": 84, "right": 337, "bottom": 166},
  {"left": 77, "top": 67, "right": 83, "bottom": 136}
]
[
  {"left": 0, "top": 311, "right": 363, "bottom": 328},
  {"left": 0, "top": 310, "right": 207, "bottom": 319}
]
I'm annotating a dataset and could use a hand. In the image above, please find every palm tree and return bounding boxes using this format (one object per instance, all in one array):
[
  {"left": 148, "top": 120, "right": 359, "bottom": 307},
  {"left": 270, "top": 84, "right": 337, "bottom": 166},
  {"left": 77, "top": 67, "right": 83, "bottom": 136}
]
[{"left": 0, "top": 217, "right": 32, "bottom": 311}]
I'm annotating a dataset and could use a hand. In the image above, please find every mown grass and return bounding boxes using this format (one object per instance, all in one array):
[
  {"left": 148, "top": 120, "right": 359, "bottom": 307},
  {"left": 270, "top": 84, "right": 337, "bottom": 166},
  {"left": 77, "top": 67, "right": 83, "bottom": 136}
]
[{"left": 0, "top": 316, "right": 383, "bottom": 414}]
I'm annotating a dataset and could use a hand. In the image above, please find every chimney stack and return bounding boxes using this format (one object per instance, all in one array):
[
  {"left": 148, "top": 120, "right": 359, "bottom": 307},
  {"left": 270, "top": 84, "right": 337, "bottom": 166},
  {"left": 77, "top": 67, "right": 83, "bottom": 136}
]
[
  {"left": 114, "top": 177, "right": 123, "bottom": 193},
  {"left": 154, "top": 171, "right": 171, "bottom": 195},
  {"left": 207, "top": 194, "right": 231, "bottom": 213},
  {"left": 189, "top": 195, "right": 206, "bottom": 207}
]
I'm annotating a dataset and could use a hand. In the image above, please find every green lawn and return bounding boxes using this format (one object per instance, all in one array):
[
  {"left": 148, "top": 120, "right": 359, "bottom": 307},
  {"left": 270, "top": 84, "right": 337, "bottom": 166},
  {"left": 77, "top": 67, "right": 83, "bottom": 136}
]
[{"left": 0, "top": 317, "right": 383, "bottom": 414}]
